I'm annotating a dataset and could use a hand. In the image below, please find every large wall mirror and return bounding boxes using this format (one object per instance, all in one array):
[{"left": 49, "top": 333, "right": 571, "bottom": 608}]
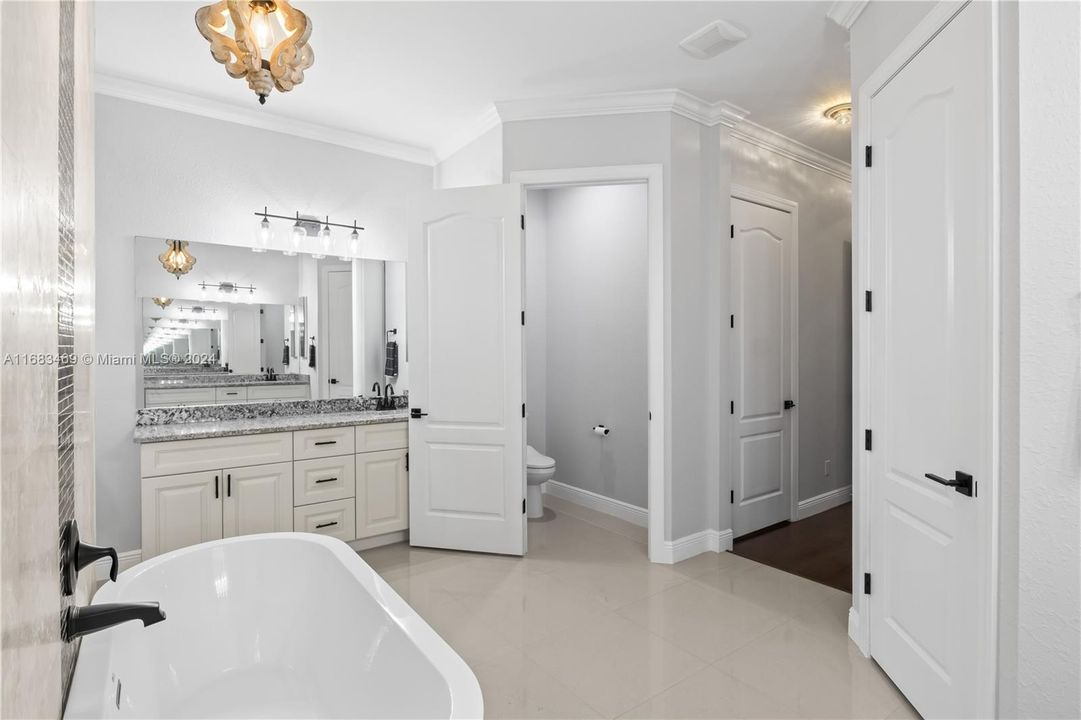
[{"left": 136, "top": 237, "right": 405, "bottom": 408}]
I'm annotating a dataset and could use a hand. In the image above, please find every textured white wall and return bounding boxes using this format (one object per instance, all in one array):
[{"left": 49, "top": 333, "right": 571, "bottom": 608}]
[
  {"left": 1014, "top": 1, "right": 1081, "bottom": 715},
  {"left": 95, "top": 97, "right": 431, "bottom": 552},
  {"left": 731, "top": 141, "right": 852, "bottom": 503},
  {"left": 529, "top": 185, "right": 649, "bottom": 508}
]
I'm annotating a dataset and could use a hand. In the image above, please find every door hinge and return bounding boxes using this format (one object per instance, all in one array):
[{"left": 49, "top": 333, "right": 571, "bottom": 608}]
[
  {"left": 730, "top": 490, "right": 734, "bottom": 504},
  {"left": 405, "top": 452, "right": 409, "bottom": 471},
  {"left": 260, "top": 338, "right": 264, "bottom": 344},
  {"left": 730, "top": 314, "right": 734, "bottom": 329},
  {"left": 520, "top": 215, "right": 525, "bottom": 230},
  {"left": 730, "top": 400, "right": 734, "bottom": 415},
  {"left": 864, "top": 145, "right": 872, "bottom": 167},
  {"left": 523, "top": 498, "right": 526, "bottom": 513},
  {"left": 730, "top": 224, "right": 734, "bottom": 239},
  {"left": 865, "top": 290, "right": 873, "bottom": 312},
  {"left": 864, "top": 573, "right": 872, "bottom": 594},
  {"left": 864, "top": 429, "right": 873, "bottom": 451},
  {"left": 522, "top": 403, "right": 526, "bottom": 418},
  {"left": 521, "top": 310, "right": 525, "bottom": 326}
]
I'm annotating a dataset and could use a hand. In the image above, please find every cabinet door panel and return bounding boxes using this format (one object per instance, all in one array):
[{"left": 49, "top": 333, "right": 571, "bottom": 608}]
[
  {"left": 293, "top": 455, "right": 356, "bottom": 506},
  {"left": 356, "top": 449, "right": 409, "bottom": 538},
  {"left": 222, "top": 462, "right": 293, "bottom": 538},
  {"left": 142, "top": 470, "right": 223, "bottom": 559},
  {"left": 294, "top": 499, "right": 356, "bottom": 542}
]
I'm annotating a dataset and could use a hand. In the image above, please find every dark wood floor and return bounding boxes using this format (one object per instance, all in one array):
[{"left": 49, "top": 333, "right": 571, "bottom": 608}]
[{"left": 733, "top": 503, "right": 852, "bottom": 593}]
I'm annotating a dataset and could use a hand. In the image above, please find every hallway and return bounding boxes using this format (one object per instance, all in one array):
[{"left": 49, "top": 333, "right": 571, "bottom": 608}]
[{"left": 733, "top": 503, "right": 852, "bottom": 593}]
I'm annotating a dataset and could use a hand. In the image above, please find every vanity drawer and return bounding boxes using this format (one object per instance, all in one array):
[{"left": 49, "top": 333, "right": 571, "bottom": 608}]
[
  {"left": 355, "top": 422, "right": 408, "bottom": 453},
  {"left": 293, "top": 455, "right": 356, "bottom": 506},
  {"left": 145, "top": 387, "right": 216, "bottom": 407},
  {"left": 141, "top": 432, "right": 293, "bottom": 477},
  {"left": 294, "top": 498, "right": 355, "bottom": 542},
  {"left": 215, "top": 387, "right": 248, "bottom": 403},
  {"left": 293, "top": 426, "right": 355, "bottom": 460},
  {"left": 248, "top": 384, "right": 309, "bottom": 402}
]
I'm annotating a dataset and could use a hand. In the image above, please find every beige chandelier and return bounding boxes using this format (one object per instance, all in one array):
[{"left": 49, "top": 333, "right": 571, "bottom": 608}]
[{"left": 195, "top": 0, "right": 314, "bottom": 105}]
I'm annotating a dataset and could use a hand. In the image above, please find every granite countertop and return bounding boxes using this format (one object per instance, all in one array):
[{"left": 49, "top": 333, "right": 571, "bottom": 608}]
[
  {"left": 144, "top": 377, "right": 310, "bottom": 389},
  {"left": 134, "top": 408, "right": 409, "bottom": 443}
]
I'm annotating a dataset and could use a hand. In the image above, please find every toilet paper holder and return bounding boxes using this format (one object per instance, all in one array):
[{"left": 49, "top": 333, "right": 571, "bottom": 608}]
[{"left": 592, "top": 425, "right": 610, "bottom": 437}]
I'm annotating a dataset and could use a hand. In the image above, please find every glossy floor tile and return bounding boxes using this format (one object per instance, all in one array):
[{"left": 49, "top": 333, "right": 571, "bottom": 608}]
[{"left": 360, "top": 502, "right": 914, "bottom": 719}]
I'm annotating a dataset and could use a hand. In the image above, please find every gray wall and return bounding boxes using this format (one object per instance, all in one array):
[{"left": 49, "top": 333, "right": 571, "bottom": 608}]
[
  {"left": 95, "top": 97, "right": 431, "bottom": 552},
  {"left": 731, "top": 141, "right": 852, "bottom": 502},
  {"left": 528, "top": 185, "right": 649, "bottom": 509}
]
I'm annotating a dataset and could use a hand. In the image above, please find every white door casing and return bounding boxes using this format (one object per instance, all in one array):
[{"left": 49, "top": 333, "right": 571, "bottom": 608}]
[
  {"left": 730, "top": 194, "right": 797, "bottom": 538},
  {"left": 407, "top": 184, "right": 525, "bottom": 555},
  {"left": 327, "top": 269, "right": 354, "bottom": 398},
  {"left": 860, "top": 2, "right": 996, "bottom": 717}
]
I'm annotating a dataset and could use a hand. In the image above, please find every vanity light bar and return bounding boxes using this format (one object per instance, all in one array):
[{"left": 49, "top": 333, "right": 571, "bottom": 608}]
[
  {"left": 253, "top": 209, "right": 365, "bottom": 233},
  {"left": 199, "top": 281, "right": 256, "bottom": 294}
]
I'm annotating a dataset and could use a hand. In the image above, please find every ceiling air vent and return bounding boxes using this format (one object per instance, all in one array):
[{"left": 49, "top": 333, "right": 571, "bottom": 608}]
[{"left": 679, "top": 19, "right": 748, "bottom": 60}]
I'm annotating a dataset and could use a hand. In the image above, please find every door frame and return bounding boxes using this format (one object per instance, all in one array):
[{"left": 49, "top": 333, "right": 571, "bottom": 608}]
[
  {"left": 510, "top": 165, "right": 666, "bottom": 563},
  {"left": 852, "top": 2, "right": 1000, "bottom": 716},
  {"left": 729, "top": 186, "right": 801, "bottom": 529}
]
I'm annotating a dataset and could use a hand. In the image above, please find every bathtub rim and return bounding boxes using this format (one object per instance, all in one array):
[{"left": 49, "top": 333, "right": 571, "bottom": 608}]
[{"left": 66, "top": 533, "right": 483, "bottom": 720}]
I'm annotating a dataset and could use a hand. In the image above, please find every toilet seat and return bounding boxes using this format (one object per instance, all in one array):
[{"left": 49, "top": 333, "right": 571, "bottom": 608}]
[{"left": 526, "top": 445, "right": 555, "bottom": 470}]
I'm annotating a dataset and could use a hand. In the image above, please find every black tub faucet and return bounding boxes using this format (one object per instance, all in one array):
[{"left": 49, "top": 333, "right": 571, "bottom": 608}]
[
  {"left": 63, "top": 602, "right": 166, "bottom": 642},
  {"left": 61, "top": 519, "right": 117, "bottom": 596}
]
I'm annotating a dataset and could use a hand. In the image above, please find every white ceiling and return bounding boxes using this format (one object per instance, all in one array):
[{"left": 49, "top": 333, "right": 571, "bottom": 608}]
[{"left": 95, "top": 1, "right": 853, "bottom": 163}]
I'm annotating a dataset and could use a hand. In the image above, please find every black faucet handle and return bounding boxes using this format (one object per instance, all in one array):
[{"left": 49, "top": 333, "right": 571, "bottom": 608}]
[
  {"left": 78, "top": 542, "right": 119, "bottom": 582},
  {"left": 62, "top": 519, "right": 119, "bottom": 595}
]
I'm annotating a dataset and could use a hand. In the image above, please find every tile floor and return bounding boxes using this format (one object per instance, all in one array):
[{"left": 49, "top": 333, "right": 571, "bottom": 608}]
[{"left": 360, "top": 496, "right": 918, "bottom": 720}]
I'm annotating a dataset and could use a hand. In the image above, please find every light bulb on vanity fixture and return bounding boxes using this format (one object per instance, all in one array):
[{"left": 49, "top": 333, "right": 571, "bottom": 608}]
[
  {"left": 313, "top": 216, "right": 331, "bottom": 259},
  {"left": 253, "top": 207, "right": 272, "bottom": 252},
  {"left": 286, "top": 213, "right": 304, "bottom": 256}
]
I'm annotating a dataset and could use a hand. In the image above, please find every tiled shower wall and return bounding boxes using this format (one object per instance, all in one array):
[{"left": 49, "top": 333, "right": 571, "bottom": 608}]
[{"left": 1, "top": 2, "right": 95, "bottom": 717}]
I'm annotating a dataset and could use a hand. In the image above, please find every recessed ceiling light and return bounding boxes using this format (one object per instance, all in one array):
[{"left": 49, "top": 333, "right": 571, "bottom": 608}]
[
  {"left": 824, "top": 102, "right": 852, "bottom": 126},
  {"left": 679, "top": 19, "right": 748, "bottom": 60}
]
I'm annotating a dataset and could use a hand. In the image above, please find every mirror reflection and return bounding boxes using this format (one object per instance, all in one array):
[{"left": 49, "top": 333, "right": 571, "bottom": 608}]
[{"left": 136, "top": 238, "right": 405, "bottom": 408}]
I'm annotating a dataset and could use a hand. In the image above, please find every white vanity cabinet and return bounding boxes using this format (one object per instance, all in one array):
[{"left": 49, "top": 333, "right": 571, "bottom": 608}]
[
  {"left": 144, "top": 383, "right": 310, "bottom": 408},
  {"left": 140, "top": 421, "right": 408, "bottom": 559}
]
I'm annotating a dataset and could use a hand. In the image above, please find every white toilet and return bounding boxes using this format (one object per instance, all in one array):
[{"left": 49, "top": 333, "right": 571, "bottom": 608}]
[{"left": 526, "top": 445, "right": 556, "bottom": 519}]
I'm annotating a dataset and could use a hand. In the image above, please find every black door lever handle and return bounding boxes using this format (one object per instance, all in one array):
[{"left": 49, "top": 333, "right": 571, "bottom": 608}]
[{"left": 924, "top": 471, "right": 974, "bottom": 497}]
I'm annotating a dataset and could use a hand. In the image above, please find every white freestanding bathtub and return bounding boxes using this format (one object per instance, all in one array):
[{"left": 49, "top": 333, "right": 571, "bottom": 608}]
[{"left": 65, "top": 533, "right": 483, "bottom": 719}]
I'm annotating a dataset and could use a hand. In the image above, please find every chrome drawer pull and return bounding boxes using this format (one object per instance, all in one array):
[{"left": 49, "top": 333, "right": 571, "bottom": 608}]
[
  {"left": 314, "top": 440, "right": 337, "bottom": 446},
  {"left": 315, "top": 521, "right": 338, "bottom": 529},
  {"left": 315, "top": 477, "right": 337, "bottom": 484}
]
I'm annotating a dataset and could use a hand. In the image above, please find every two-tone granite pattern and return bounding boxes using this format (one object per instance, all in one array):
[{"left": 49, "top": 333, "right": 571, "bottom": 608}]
[
  {"left": 133, "top": 409, "right": 410, "bottom": 443},
  {"left": 143, "top": 365, "right": 228, "bottom": 374},
  {"left": 133, "top": 395, "right": 410, "bottom": 443},
  {"left": 143, "top": 373, "right": 309, "bottom": 389}
]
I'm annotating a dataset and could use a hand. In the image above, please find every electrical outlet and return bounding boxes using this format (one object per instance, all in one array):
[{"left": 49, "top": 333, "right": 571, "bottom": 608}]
[{"left": 824, "top": 459, "right": 832, "bottom": 476}]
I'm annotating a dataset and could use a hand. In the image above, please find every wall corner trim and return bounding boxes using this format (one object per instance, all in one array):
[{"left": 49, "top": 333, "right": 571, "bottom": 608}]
[
  {"left": 432, "top": 105, "right": 501, "bottom": 163},
  {"left": 94, "top": 73, "right": 435, "bottom": 166},
  {"left": 827, "top": 1, "right": 871, "bottom": 30},
  {"left": 731, "top": 120, "right": 853, "bottom": 182},
  {"left": 653, "top": 529, "right": 734, "bottom": 565}
]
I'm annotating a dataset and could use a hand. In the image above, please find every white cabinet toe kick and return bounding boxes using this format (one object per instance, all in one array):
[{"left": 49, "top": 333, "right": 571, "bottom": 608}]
[{"left": 140, "top": 422, "right": 408, "bottom": 558}]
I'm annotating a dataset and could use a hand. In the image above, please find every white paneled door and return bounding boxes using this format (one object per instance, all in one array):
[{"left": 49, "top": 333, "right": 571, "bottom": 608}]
[
  {"left": 326, "top": 269, "right": 354, "bottom": 398},
  {"left": 865, "top": 3, "right": 993, "bottom": 717},
  {"left": 408, "top": 184, "right": 525, "bottom": 555},
  {"left": 227, "top": 306, "right": 260, "bottom": 373},
  {"left": 730, "top": 196, "right": 796, "bottom": 538}
]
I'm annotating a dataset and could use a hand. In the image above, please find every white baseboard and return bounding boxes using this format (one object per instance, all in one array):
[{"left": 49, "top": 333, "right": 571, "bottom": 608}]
[
  {"left": 797, "top": 485, "right": 852, "bottom": 521},
  {"left": 543, "top": 480, "right": 648, "bottom": 527},
  {"left": 348, "top": 530, "right": 408, "bottom": 553},
  {"left": 653, "top": 529, "right": 734, "bottom": 564},
  {"left": 95, "top": 549, "right": 143, "bottom": 583}
]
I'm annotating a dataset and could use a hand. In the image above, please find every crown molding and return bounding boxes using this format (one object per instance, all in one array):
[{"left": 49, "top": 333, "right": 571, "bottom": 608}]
[
  {"left": 827, "top": 1, "right": 870, "bottom": 30},
  {"left": 95, "top": 73, "right": 435, "bottom": 166},
  {"left": 731, "top": 119, "right": 852, "bottom": 182},
  {"left": 494, "top": 89, "right": 749, "bottom": 129},
  {"left": 432, "top": 105, "right": 501, "bottom": 163}
]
